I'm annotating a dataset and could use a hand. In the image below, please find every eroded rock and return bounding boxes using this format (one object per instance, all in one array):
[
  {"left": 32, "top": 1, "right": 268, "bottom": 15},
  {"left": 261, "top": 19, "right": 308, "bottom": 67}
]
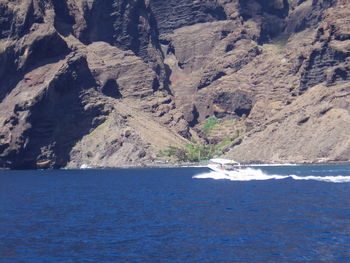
[{"left": 1, "top": 0, "right": 350, "bottom": 168}]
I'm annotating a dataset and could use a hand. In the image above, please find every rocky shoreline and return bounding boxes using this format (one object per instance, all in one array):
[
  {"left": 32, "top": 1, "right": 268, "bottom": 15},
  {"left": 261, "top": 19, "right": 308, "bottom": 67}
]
[
  {"left": 65, "top": 160, "right": 350, "bottom": 170},
  {"left": 1, "top": 159, "right": 349, "bottom": 171}
]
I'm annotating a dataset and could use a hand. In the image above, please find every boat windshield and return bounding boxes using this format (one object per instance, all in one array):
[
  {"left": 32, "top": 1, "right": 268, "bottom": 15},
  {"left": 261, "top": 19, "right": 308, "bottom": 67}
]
[
  {"left": 209, "top": 158, "right": 240, "bottom": 170},
  {"left": 210, "top": 158, "right": 240, "bottom": 165}
]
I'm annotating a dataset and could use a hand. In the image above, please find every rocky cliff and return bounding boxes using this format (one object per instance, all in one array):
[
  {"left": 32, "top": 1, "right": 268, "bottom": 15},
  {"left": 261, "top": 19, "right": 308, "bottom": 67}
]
[{"left": 0, "top": 0, "right": 349, "bottom": 169}]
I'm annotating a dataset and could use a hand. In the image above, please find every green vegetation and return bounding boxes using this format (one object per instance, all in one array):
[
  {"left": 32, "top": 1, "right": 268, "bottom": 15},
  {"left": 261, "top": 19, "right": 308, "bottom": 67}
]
[
  {"left": 160, "top": 116, "right": 246, "bottom": 163},
  {"left": 161, "top": 136, "right": 236, "bottom": 163},
  {"left": 161, "top": 142, "right": 215, "bottom": 162},
  {"left": 214, "top": 136, "right": 234, "bottom": 152},
  {"left": 162, "top": 147, "right": 178, "bottom": 157},
  {"left": 182, "top": 143, "right": 215, "bottom": 162},
  {"left": 202, "top": 116, "right": 218, "bottom": 135}
]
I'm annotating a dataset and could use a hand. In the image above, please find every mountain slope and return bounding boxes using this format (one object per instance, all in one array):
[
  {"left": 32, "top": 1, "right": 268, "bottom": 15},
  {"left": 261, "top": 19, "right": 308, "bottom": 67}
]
[{"left": 0, "top": 0, "right": 349, "bottom": 168}]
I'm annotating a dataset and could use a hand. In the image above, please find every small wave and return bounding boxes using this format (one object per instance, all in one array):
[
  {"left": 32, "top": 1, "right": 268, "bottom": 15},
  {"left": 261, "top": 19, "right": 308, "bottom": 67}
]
[
  {"left": 290, "top": 175, "right": 350, "bottom": 183},
  {"left": 193, "top": 168, "right": 288, "bottom": 181},
  {"left": 193, "top": 168, "right": 350, "bottom": 183},
  {"left": 182, "top": 164, "right": 208, "bottom": 168},
  {"left": 249, "top": 163, "right": 297, "bottom": 167},
  {"left": 80, "top": 164, "right": 91, "bottom": 169}
]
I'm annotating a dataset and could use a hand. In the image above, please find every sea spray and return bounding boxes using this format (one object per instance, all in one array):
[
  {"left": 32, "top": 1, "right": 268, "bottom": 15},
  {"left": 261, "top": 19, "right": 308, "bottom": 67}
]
[
  {"left": 290, "top": 175, "right": 350, "bottom": 183},
  {"left": 193, "top": 167, "right": 350, "bottom": 183},
  {"left": 193, "top": 167, "right": 289, "bottom": 181}
]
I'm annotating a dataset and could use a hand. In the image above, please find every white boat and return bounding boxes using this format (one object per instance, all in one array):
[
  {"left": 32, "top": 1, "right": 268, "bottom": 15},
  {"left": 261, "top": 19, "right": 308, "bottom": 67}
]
[{"left": 208, "top": 158, "right": 241, "bottom": 175}]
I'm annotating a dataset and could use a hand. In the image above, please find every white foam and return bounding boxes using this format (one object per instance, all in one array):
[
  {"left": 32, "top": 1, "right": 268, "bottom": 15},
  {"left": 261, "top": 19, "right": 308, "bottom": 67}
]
[
  {"left": 182, "top": 164, "right": 208, "bottom": 168},
  {"left": 193, "top": 168, "right": 288, "bottom": 181},
  {"left": 193, "top": 168, "right": 350, "bottom": 183},
  {"left": 290, "top": 175, "right": 350, "bottom": 183},
  {"left": 248, "top": 163, "right": 297, "bottom": 167},
  {"left": 80, "top": 164, "right": 91, "bottom": 169}
]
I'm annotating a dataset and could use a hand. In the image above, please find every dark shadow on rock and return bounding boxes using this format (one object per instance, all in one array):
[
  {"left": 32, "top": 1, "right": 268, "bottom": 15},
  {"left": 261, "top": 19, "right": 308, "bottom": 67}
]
[
  {"left": 239, "top": 0, "right": 290, "bottom": 43},
  {"left": 204, "top": 4, "right": 227, "bottom": 21},
  {"left": 214, "top": 90, "right": 252, "bottom": 118},
  {"left": 0, "top": 32, "right": 70, "bottom": 102},
  {"left": 300, "top": 48, "right": 348, "bottom": 92},
  {"left": 0, "top": 1, "right": 44, "bottom": 40},
  {"left": 189, "top": 105, "right": 199, "bottom": 127},
  {"left": 79, "top": 0, "right": 115, "bottom": 45},
  {"left": 52, "top": 1, "right": 75, "bottom": 36},
  {"left": 102, "top": 79, "right": 122, "bottom": 99},
  {"left": 163, "top": 64, "right": 173, "bottom": 96},
  {"left": 10, "top": 56, "right": 105, "bottom": 169},
  {"left": 198, "top": 71, "right": 227, "bottom": 90},
  {"left": 81, "top": 0, "right": 154, "bottom": 60}
]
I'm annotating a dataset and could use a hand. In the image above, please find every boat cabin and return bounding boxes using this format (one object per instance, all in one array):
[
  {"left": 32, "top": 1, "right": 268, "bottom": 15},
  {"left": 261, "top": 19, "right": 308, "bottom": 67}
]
[{"left": 208, "top": 158, "right": 241, "bottom": 172}]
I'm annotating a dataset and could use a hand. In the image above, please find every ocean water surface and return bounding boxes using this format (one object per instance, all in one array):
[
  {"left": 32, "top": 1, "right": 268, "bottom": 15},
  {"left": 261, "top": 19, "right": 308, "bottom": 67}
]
[{"left": 1, "top": 165, "right": 350, "bottom": 262}]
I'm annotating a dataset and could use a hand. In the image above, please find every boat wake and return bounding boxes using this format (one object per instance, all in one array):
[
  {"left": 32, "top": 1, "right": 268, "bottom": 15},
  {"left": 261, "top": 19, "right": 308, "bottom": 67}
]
[
  {"left": 289, "top": 174, "right": 350, "bottom": 183},
  {"left": 193, "top": 167, "right": 350, "bottom": 183}
]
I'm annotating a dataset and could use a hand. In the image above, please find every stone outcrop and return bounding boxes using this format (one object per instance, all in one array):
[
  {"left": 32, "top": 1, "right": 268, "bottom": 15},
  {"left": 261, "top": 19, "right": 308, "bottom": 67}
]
[
  {"left": 225, "top": 1, "right": 350, "bottom": 163},
  {"left": 0, "top": 0, "right": 349, "bottom": 168},
  {"left": 226, "top": 82, "right": 350, "bottom": 163}
]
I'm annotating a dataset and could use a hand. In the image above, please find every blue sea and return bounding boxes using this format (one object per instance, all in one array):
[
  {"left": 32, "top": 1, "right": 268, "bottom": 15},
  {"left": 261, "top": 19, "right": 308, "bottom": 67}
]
[{"left": 1, "top": 165, "right": 350, "bottom": 262}]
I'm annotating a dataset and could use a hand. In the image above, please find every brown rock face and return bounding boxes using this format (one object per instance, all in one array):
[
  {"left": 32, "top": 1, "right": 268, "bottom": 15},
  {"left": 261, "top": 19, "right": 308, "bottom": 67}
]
[
  {"left": 0, "top": 0, "right": 349, "bottom": 168},
  {"left": 226, "top": 82, "right": 350, "bottom": 163}
]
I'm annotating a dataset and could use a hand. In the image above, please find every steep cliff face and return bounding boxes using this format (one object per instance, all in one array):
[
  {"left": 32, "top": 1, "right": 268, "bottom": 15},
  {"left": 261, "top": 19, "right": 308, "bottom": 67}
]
[
  {"left": 227, "top": 1, "right": 350, "bottom": 163},
  {"left": 0, "top": 0, "right": 349, "bottom": 168}
]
